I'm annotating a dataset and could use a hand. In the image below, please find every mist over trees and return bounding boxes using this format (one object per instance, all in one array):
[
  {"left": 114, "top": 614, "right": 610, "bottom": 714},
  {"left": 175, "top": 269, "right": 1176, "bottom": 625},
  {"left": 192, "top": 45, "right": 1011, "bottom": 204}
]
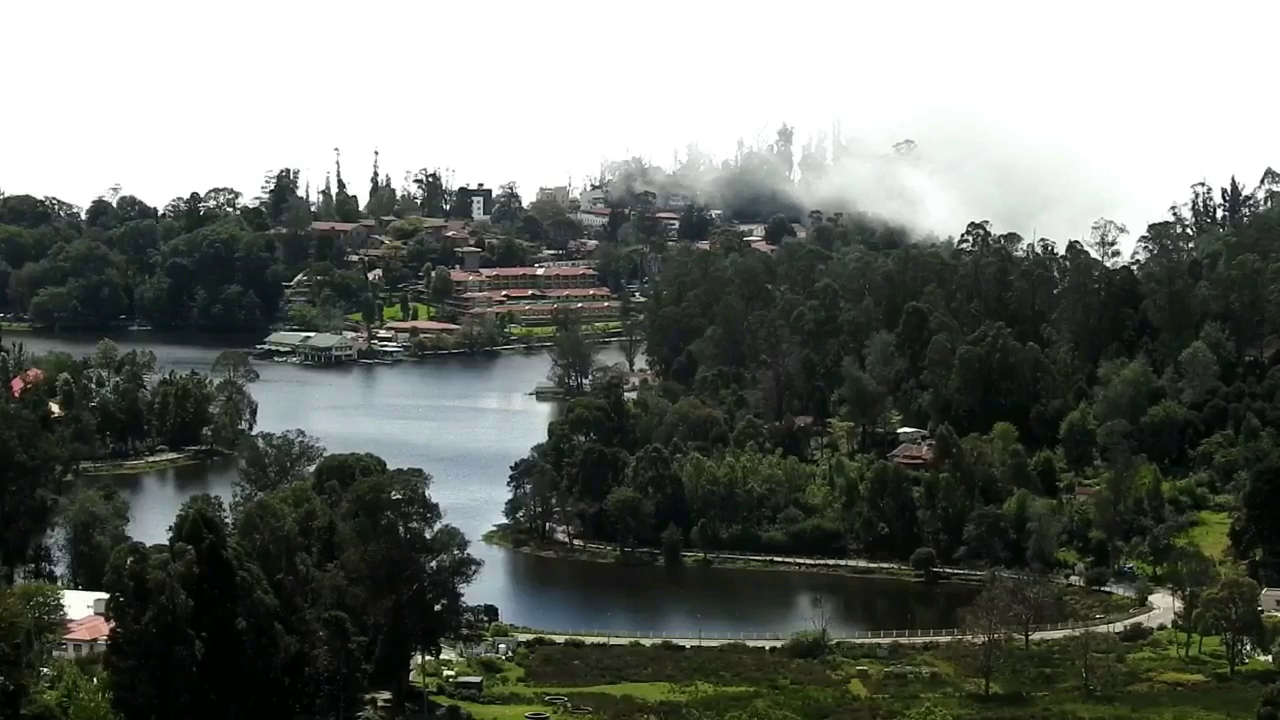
[{"left": 505, "top": 169, "right": 1280, "bottom": 592}]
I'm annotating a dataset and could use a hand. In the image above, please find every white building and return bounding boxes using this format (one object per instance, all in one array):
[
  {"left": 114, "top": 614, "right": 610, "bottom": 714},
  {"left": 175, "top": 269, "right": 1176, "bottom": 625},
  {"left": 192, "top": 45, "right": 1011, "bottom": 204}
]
[
  {"left": 57, "top": 590, "right": 111, "bottom": 659},
  {"left": 1262, "top": 587, "right": 1280, "bottom": 613},
  {"left": 576, "top": 207, "right": 611, "bottom": 228},
  {"left": 579, "top": 187, "right": 608, "bottom": 209},
  {"left": 896, "top": 426, "right": 930, "bottom": 444}
]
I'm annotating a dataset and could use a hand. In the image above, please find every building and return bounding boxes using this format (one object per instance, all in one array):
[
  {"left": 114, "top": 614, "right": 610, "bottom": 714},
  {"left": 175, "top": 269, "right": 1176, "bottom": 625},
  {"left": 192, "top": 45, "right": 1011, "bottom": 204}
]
[
  {"left": 456, "top": 246, "right": 483, "bottom": 271},
  {"left": 888, "top": 442, "right": 933, "bottom": 466},
  {"left": 579, "top": 187, "right": 608, "bottom": 209},
  {"left": 467, "top": 301, "right": 619, "bottom": 326},
  {"left": 297, "top": 333, "right": 357, "bottom": 364},
  {"left": 576, "top": 206, "right": 612, "bottom": 228},
  {"left": 448, "top": 266, "right": 600, "bottom": 295},
  {"left": 457, "top": 185, "right": 494, "bottom": 221},
  {"left": 310, "top": 221, "right": 369, "bottom": 247},
  {"left": 454, "top": 676, "right": 485, "bottom": 693},
  {"left": 1261, "top": 588, "right": 1280, "bottom": 613},
  {"left": 655, "top": 211, "right": 680, "bottom": 236},
  {"left": 450, "top": 287, "right": 614, "bottom": 312},
  {"left": 536, "top": 186, "right": 571, "bottom": 205},
  {"left": 57, "top": 590, "right": 111, "bottom": 659},
  {"left": 384, "top": 320, "right": 462, "bottom": 343},
  {"left": 896, "top": 426, "right": 930, "bottom": 444}
]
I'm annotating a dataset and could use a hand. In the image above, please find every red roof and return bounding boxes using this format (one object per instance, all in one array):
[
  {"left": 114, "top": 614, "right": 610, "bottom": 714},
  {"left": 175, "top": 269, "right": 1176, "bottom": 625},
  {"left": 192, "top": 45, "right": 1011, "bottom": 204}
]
[
  {"left": 654, "top": 212, "right": 680, "bottom": 220},
  {"left": 888, "top": 442, "right": 933, "bottom": 465},
  {"left": 10, "top": 367, "right": 44, "bottom": 398},
  {"left": 64, "top": 615, "right": 112, "bottom": 642}
]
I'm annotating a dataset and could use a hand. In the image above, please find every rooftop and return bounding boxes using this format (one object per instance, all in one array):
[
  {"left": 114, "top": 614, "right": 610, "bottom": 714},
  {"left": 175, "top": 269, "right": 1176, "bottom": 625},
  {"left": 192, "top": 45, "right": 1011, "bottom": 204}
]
[
  {"left": 385, "top": 320, "right": 462, "bottom": 333},
  {"left": 310, "top": 221, "right": 362, "bottom": 232},
  {"left": 888, "top": 442, "right": 933, "bottom": 466},
  {"left": 64, "top": 615, "right": 111, "bottom": 642},
  {"left": 264, "top": 331, "right": 315, "bottom": 346},
  {"left": 300, "top": 333, "right": 352, "bottom": 348},
  {"left": 10, "top": 367, "right": 44, "bottom": 398}
]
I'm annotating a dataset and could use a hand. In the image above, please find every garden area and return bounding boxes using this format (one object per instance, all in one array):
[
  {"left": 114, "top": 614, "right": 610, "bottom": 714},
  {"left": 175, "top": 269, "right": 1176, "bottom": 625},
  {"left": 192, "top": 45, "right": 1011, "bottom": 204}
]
[{"left": 419, "top": 630, "right": 1279, "bottom": 720}]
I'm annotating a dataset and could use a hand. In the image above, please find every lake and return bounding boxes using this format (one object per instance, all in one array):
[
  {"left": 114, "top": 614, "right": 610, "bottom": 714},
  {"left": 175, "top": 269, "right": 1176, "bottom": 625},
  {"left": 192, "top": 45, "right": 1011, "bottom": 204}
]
[{"left": 17, "top": 330, "right": 978, "bottom": 635}]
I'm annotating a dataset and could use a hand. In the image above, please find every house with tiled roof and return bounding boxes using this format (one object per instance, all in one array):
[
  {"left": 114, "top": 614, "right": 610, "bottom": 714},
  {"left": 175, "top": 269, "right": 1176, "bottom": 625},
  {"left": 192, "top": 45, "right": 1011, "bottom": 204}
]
[{"left": 56, "top": 590, "right": 112, "bottom": 659}]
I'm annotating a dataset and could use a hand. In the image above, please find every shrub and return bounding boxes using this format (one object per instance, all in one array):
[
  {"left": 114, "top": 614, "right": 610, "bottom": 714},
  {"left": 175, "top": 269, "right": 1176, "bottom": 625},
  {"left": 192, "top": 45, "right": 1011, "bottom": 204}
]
[
  {"left": 782, "top": 630, "right": 829, "bottom": 659},
  {"left": 1083, "top": 567, "right": 1112, "bottom": 589},
  {"left": 488, "top": 622, "right": 512, "bottom": 637},
  {"left": 476, "top": 656, "right": 505, "bottom": 674}
]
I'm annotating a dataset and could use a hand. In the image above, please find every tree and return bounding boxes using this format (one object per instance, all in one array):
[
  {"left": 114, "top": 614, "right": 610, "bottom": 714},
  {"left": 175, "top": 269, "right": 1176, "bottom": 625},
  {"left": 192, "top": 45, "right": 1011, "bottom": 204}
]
[
  {"left": 429, "top": 266, "right": 453, "bottom": 304},
  {"left": 1070, "top": 629, "right": 1122, "bottom": 695},
  {"left": 236, "top": 429, "right": 326, "bottom": 499},
  {"left": 1260, "top": 683, "right": 1280, "bottom": 720},
  {"left": 59, "top": 483, "right": 131, "bottom": 590},
  {"left": 490, "top": 182, "right": 523, "bottom": 228},
  {"left": 964, "top": 579, "right": 1012, "bottom": 696},
  {"left": 1087, "top": 217, "right": 1128, "bottom": 267},
  {"left": 605, "top": 485, "right": 651, "bottom": 556},
  {"left": 1005, "top": 573, "right": 1060, "bottom": 650},
  {"left": 547, "top": 312, "right": 600, "bottom": 395},
  {"left": 763, "top": 214, "right": 795, "bottom": 245},
  {"left": 910, "top": 547, "right": 938, "bottom": 581},
  {"left": 0, "top": 582, "right": 65, "bottom": 716},
  {"left": 1200, "top": 571, "right": 1263, "bottom": 674}
]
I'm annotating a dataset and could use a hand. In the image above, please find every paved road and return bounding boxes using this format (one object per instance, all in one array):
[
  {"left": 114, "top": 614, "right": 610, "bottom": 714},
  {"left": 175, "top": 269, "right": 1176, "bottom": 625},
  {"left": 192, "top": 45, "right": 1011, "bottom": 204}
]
[{"left": 512, "top": 591, "right": 1175, "bottom": 649}]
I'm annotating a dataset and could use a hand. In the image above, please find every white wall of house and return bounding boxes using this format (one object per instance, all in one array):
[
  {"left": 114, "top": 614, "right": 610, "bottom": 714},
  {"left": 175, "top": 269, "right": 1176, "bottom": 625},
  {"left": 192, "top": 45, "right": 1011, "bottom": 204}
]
[
  {"left": 576, "top": 211, "right": 609, "bottom": 228},
  {"left": 472, "top": 196, "right": 488, "bottom": 220},
  {"left": 1262, "top": 588, "right": 1280, "bottom": 613}
]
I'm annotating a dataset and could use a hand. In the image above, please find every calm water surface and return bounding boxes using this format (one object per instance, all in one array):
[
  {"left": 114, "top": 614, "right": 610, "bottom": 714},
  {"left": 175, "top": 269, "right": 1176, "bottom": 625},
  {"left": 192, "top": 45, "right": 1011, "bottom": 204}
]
[{"left": 20, "top": 331, "right": 977, "bottom": 634}]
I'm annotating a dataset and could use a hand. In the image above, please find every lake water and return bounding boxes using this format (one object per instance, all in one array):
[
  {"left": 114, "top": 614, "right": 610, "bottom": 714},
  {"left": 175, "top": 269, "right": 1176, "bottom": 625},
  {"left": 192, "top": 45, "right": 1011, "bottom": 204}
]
[{"left": 17, "top": 331, "right": 978, "bottom": 635}]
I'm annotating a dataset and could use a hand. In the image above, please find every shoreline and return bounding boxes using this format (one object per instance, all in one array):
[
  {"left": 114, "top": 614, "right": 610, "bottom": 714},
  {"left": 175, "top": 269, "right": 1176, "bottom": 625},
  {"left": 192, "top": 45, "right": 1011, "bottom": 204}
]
[
  {"left": 77, "top": 449, "right": 218, "bottom": 476},
  {"left": 481, "top": 527, "right": 980, "bottom": 585}
]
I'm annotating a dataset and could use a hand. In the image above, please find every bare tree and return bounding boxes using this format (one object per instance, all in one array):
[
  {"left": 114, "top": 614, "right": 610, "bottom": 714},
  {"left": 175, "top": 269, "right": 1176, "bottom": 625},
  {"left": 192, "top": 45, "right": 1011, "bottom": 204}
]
[
  {"left": 964, "top": 579, "right": 1013, "bottom": 696},
  {"left": 1006, "top": 573, "right": 1061, "bottom": 650},
  {"left": 1070, "top": 629, "right": 1121, "bottom": 695}
]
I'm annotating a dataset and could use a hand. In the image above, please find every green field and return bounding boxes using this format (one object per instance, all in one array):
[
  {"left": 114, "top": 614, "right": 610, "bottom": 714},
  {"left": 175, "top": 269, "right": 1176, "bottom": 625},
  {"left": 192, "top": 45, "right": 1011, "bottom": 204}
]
[
  {"left": 346, "top": 302, "right": 435, "bottom": 324},
  {"left": 418, "top": 630, "right": 1277, "bottom": 720},
  {"left": 1182, "top": 510, "right": 1231, "bottom": 560}
]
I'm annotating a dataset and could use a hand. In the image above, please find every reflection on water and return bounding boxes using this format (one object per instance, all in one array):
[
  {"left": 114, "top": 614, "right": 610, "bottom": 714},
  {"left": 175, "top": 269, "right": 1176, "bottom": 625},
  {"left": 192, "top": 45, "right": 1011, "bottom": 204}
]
[{"left": 31, "top": 331, "right": 976, "bottom": 633}]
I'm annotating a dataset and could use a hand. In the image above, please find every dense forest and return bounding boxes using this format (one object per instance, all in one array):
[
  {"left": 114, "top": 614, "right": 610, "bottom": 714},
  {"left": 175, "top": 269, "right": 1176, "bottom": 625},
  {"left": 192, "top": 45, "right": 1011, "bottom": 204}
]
[{"left": 505, "top": 170, "right": 1280, "bottom": 590}]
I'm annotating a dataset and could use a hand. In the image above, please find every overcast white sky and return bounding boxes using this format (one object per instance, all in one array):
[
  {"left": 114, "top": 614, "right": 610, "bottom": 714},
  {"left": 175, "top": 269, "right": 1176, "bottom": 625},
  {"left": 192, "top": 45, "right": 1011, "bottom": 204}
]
[{"left": 2, "top": 1, "right": 1277, "bottom": 242}]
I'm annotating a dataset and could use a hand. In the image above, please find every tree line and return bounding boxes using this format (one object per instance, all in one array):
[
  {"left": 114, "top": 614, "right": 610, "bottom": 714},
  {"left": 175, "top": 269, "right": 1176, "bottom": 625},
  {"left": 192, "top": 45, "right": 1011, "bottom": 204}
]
[{"left": 504, "top": 170, "right": 1280, "bottom": 592}]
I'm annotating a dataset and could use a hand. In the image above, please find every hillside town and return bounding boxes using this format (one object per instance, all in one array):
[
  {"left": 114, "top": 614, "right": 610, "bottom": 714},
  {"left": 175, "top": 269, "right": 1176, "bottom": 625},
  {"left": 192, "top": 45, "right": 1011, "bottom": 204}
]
[{"left": 253, "top": 155, "right": 803, "bottom": 365}]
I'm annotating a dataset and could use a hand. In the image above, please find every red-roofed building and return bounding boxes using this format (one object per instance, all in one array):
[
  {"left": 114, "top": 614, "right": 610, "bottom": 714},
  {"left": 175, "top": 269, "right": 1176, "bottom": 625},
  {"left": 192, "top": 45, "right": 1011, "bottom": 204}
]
[
  {"left": 448, "top": 266, "right": 599, "bottom": 295},
  {"left": 60, "top": 615, "right": 112, "bottom": 657},
  {"left": 55, "top": 590, "right": 112, "bottom": 658},
  {"left": 654, "top": 211, "right": 680, "bottom": 235},
  {"left": 10, "top": 367, "right": 44, "bottom": 398},
  {"left": 888, "top": 442, "right": 933, "bottom": 466}
]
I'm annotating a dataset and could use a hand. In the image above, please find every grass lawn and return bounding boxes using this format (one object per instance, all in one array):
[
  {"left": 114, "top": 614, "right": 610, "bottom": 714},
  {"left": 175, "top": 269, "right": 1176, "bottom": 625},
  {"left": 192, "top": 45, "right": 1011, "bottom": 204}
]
[
  {"left": 0, "top": 321, "right": 33, "bottom": 331},
  {"left": 416, "top": 630, "right": 1278, "bottom": 720},
  {"left": 346, "top": 302, "right": 435, "bottom": 324},
  {"left": 1182, "top": 510, "right": 1231, "bottom": 559}
]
